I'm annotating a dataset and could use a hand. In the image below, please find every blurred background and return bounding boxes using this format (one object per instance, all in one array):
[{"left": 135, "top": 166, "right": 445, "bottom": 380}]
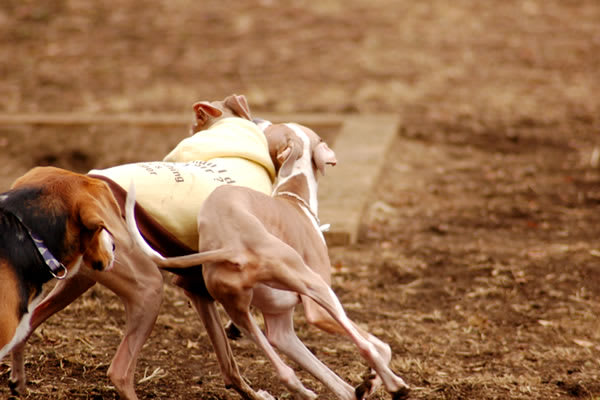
[
  {"left": 1, "top": 0, "right": 598, "bottom": 116},
  {"left": 0, "top": 1, "right": 599, "bottom": 399}
]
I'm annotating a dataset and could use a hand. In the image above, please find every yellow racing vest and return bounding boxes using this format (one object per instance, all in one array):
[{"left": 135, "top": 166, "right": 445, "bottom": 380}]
[{"left": 90, "top": 118, "right": 275, "bottom": 249}]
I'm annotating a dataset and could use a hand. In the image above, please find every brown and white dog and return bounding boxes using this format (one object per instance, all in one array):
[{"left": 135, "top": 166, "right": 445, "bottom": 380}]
[
  {"left": 126, "top": 123, "right": 411, "bottom": 400},
  {"left": 0, "top": 167, "right": 117, "bottom": 362},
  {"left": 6, "top": 95, "right": 256, "bottom": 400}
]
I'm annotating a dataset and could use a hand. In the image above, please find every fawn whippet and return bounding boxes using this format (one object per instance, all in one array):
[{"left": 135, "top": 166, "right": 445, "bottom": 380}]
[{"left": 126, "top": 122, "right": 411, "bottom": 399}]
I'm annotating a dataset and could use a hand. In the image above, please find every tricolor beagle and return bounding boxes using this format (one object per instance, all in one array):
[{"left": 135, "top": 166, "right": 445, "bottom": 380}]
[{"left": 0, "top": 167, "right": 118, "bottom": 361}]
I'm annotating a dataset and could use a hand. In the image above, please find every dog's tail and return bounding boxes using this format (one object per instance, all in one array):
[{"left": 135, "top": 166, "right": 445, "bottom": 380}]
[{"left": 124, "top": 183, "right": 232, "bottom": 269}]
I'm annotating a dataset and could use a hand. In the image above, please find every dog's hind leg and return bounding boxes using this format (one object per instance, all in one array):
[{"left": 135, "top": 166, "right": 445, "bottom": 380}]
[
  {"left": 9, "top": 274, "right": 96, "bottom": 395},
  {"left": 263, "top": 310, "right": 356, "bottom": 400},
  {"left": 185, "top": 292, "right": 275, "bottom": 400},
  {"left": 256, "top": 238, "right": 410, "bottom": 399}
]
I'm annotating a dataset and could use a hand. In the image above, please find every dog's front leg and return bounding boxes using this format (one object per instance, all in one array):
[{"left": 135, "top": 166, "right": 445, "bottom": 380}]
[{"left": 9, "top": 274, "right": 96, "bottom": 395}]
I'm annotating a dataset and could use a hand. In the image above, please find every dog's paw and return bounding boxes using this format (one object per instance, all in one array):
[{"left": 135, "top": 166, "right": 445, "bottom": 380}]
[
  {"left": 355, "top": 379, "right": 372, "bottom": 399},
  {"left": 355, "top": 369, "right": 378, "bottom": 399},
  {"left": 8, "top": 378, "right": 24, "bottom": 396},
  {"left": 391, "top": 386, "right": 411, "bottom": 400},
  {"left": 225, "top": 320, "right": 243, "bottom": 341}
]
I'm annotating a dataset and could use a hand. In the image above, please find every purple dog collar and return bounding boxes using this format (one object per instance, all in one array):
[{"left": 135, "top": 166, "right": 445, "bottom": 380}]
[
  {"left": 9, "top": 210, "right": 68, "bottom": 280},
  {"left": 29, "top": 234, "right": 68, "bottom": 280}
]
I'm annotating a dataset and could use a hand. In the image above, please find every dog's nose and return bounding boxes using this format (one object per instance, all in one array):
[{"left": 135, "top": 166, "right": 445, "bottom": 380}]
[
  {"left": 92, "top": 260, "right": 104, "bottom": 271},
  {"left": 93, "top": 255, "right": 115, "bottom": 272}
]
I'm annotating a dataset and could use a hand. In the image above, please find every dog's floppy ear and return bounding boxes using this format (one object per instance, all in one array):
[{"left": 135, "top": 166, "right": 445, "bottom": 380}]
[
  {"left": 79, "top": 205, "right": 106, "bottom": 232},
  {"left": 313, "top": 142, "right": 337, "bottom": 175},
  {"left": 77, "top": 181, "right": 130, "bottom": 247},
  {"left": 76, "top": 190, "right": 120, "bottom": 272},
  {"left": 77, "top": 193, "right": 115, "bottom": 251},
  {"left": 192, "top": 101, "right": 224, "bottom": 130},
  {"left": 224, "top": 94, "right": 252, "bottom": 120}
]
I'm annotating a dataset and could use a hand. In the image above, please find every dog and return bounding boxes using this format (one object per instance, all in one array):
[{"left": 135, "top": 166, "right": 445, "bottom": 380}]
[
  {"left": 126, "top": 122, "right": 411, "bottom": 400},
  {"left": 6, "top": 94, "right": 271, "bottom": 400},
  {"left": 0, "top": 167, "right": 117, "bottom": 363}
]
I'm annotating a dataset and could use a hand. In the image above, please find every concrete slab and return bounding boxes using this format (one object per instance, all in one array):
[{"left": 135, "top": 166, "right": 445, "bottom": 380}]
[
  {"left": 0, "top": 113, "right": 399, "bottom": 246},
  {"left": 316, "top": 115, "right": 399, "bottom": 246}
]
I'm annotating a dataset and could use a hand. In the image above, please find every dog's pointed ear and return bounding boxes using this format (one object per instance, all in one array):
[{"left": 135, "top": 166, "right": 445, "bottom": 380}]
[
  {"left": 193, "top": 101, "right": 224, "bottom": 118},
  {"left": 224, "top": 94, "right": 252, "bottom": 120},
  {"left": 192, "top": 101, "right": 224, "bottom": 130},
  {"left": 313, "top": 142, "right": 337, "bottom": 175}
]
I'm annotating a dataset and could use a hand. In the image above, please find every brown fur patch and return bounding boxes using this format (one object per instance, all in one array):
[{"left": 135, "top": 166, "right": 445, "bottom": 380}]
[{"left": 0, "top": 260, "right": 22, "bottom": 350}]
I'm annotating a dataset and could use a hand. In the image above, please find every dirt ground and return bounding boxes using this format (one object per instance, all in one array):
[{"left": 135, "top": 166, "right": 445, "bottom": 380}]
[{"left": 1, "top": 0, "right": 600, "bottom": 399}]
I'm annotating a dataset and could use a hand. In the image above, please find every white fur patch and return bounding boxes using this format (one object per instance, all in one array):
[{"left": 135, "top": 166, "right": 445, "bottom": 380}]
[
  {"left": 254, "top": 119, "right": 273, "bottom": 131},
  {"left": 0, "top": 255, "right": 87, "bottom": 361},
  {"left": 98, "top": 229, "right": 115, "bottom": 271},
  {"left": 125, "top": 182, "right": 167, "bottom": 261},
  {"left": 0, "top": 291, "right": 44, "bottom": 362}
]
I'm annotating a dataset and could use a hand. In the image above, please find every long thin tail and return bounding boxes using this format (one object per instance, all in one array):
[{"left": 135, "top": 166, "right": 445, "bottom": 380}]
[
  {"left": 124, "top": 182, "right": 232, "bottom": 269},
  {"left": 125, "top": 182, "right": 166, "bottom": 263}
]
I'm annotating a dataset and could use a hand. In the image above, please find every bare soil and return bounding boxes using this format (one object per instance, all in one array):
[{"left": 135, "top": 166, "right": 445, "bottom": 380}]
[{"left": 1, "top": 1, "right": 599, "bottom": 399}]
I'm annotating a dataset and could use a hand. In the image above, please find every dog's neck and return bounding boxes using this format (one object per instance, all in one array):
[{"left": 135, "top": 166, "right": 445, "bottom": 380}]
[
  {"left": 272, "top": 152, "right": 327, "bottom": 247},
  {"left": 274, "top": 174, "right": 326, "bottom": 246},
  {"left": 273, "top": 173, "right": 316, "bottom": 213},
  {"left": 272, "top": 124, "right": 320, "bottom": 216},
  {"left": 274, "top": 174, "right": 321, "bottom": 231}
]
